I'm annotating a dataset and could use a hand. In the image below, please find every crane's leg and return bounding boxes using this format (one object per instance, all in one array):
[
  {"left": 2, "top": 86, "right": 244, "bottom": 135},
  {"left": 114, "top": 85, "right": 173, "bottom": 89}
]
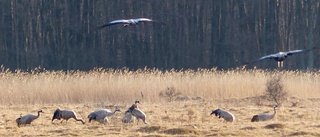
[
  {"left": 277, "top": 61, "right": 284, "bottom": 69},
  {"left": 143, "top": 118, "right": 147, "bottom": 124}
]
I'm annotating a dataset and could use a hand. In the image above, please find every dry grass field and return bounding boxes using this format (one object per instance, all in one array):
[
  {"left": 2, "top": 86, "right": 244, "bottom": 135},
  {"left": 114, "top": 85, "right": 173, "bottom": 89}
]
[{"left": 0, "top": 67, "right": 320, "bottom": 136}]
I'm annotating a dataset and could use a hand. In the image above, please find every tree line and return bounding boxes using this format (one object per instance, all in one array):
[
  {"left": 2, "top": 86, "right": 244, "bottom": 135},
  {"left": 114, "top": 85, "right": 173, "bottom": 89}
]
[{"left": 0, "top": 0, "right": 319, "bottom": 71}]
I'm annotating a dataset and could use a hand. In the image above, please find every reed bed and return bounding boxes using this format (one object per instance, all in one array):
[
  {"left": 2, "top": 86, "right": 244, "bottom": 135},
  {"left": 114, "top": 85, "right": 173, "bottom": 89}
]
[
  {"left": 0, "top": 67, "right": 319, "bottom": 105},
  {"left": 1, "top": 67, "right": 320, "bottom": 137}
]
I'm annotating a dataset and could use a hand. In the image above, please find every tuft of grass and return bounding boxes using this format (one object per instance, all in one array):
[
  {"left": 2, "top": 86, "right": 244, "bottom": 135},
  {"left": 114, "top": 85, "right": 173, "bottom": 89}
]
[
  {"left": 288, "top": 131, "right": 309, "bottom": 136},
  {"left": 142, "top": 135, "right": 166, "bottom": 137},
  {"left": 161, "top": 128, "right": 201, "bottom": 135},
  {"left": 240, "top": 126, "right": 256, "bottom": 130},
  {"left": 137, "top": 126, "right": 163, "bottom": 133},
  {"left": 264, "top": 123, "right": 285, "bottom": 129}
]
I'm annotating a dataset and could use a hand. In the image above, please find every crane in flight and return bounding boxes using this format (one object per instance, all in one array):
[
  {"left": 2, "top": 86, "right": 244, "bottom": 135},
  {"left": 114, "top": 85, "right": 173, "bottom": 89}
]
[
  {"left": 100, "top": 18, "right": 160, "bottom": 28},
  {"left": 245, "top": 47, "right": 318, "bottom": 68}
]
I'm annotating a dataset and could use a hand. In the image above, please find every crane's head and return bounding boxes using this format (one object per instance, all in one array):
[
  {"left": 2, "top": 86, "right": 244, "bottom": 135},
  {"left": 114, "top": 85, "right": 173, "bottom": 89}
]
[
  {"left": 210, "top": 109, "right": 221, "bottom": 117},
  {"left": 135, "top": 100, "right": 140, "bottom": 104}
]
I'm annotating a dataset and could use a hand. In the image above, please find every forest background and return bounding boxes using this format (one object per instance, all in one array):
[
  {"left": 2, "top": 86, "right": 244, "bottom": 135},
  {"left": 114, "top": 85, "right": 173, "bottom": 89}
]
[{"left": 0, "top": 0, "right": 320, "bottom": 71}]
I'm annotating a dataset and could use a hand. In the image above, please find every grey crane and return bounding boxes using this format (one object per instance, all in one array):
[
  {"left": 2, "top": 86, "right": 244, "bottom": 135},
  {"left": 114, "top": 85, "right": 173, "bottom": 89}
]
[
  {"left": 122, "top": 100, "right": 140, "bottom": 124},
  {"left": 210, "top": 109, "right": 235, "bottom": 122},
  {"left": 52, "top": 108, "right": 85, "bottom": 124},
  {"left": 246, "top": 47, "right": 318, "bottom": 68},
  {"left": 16, "top": 109, "right": 43, "bottom": 127},
  {"left": 127, "top": 103, "right": 147, "bottom": 124},
  {"left": 251, "top": 105, "right": 277, "bottom": 122},
  {"left": 100, "top": 18, "right": 159, "bottom": 28},
  {"left": 87, "top": 108, "right": 120, "bottom": 124}
]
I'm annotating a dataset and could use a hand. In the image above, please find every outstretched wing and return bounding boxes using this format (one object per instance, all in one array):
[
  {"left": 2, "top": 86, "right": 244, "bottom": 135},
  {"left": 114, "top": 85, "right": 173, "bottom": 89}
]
[
  {"left": 245, "top": 54, "right": 277, "bottom": 65},
  {"left": 285, "top": 49, "right": 304, "bottom": 56},
  {"left": 258, "top": 54, "right": 278, "bottom": 60},
  {"left": 136, "top": 18, "right": 166, "bottom": 25},
  {"left": 100, "top": 19, "right": 130, "bottom": 28},
  {"left": 136, "top": 18, "right": 154, "bottom": 22},
  {"left": 286, "top": 46, "right": 320, "bottom": 56}
]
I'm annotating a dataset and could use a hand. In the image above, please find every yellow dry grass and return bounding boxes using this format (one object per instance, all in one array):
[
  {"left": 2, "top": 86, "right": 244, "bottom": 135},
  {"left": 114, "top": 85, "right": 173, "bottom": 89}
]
[{"left": 0, "top": 68, "right": 320, "bottom": 136}]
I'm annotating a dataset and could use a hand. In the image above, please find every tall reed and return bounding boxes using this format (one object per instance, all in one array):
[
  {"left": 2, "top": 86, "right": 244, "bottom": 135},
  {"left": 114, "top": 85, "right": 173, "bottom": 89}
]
[{"left": 0, "top": 67, "right": 319, "bottom": 105}]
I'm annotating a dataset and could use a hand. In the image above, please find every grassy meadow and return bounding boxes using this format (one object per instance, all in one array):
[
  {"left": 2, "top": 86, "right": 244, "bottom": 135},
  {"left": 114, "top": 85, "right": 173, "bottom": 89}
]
[{"left": 0, "top": 67, "right": 320, "bottom": 136}]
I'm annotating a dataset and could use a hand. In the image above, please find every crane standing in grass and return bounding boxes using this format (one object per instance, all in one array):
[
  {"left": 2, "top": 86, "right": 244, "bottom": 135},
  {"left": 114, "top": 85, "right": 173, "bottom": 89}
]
[
  {"left": 88, "top": 108, "right": 120, "bottom": 124},
  {"left": 122, "top": 101, "right": 140, "bottom": 124},
  {"left": 16, "top": 109, "right": 43, "bottom": 127},
  {"left": 52, "top": 108, "right": 85, "bottom": 124},
  {"left": 128, "top": 102, "right": 147, "bottom": 125},
  {"left": 210, "top": 109, "right": 235, "bottom": 122},
  {"left": 251, "top": 105, "right": 277, "bottom": 122}
]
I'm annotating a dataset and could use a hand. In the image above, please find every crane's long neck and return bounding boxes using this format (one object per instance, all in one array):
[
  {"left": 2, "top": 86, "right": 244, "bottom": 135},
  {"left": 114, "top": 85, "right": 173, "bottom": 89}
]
[
  {"left": 112, "top": 110, "right": 117, "bottom": 115},
  {"left": 111, "top": 109, "right": 119, "bottom": 115},
  {"left": 272, "top": 106, "right": 276, "bottom": 116},
  {"left": 37, "top": 111, "right": 41, "bottom": 117}
]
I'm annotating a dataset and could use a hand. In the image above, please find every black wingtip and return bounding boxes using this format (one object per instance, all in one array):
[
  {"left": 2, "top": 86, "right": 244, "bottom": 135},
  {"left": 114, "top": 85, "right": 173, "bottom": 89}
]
[
  {"left": 100, "top": 24, "right": 109, "bottom": 29},
  {"left": 243, "top": 60, "right": 257, "bottom": 66}
]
